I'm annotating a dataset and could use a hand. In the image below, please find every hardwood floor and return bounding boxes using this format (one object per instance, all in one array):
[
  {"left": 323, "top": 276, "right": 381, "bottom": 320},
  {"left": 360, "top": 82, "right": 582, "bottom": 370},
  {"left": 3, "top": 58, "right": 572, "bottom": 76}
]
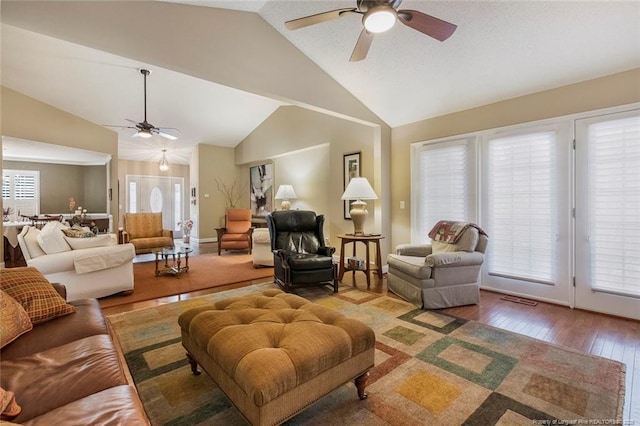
[{"left": 105, "top": 241, "right": 639, "bottom": 422}]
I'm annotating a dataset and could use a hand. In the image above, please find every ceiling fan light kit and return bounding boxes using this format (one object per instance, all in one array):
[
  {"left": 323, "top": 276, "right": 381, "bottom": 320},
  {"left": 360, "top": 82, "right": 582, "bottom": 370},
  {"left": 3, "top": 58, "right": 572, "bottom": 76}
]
[
  {"left": 363, "top": 6, "right": 397, "bottom": 33},
  {"left": 285, "top": 0, "right": 457, "bottom": 61},
  {"left": 137, "top": 129, "right": 152, "bottom": 139}
]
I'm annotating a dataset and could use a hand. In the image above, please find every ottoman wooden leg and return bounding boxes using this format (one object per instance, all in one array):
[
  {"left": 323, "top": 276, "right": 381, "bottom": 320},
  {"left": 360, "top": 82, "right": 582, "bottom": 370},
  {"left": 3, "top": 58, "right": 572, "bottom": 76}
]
[
  {"left": 355, "top": 371, "right": 369, "bottom": 400},
  {"left": 186, "top": 352, "right": 201, "bottom": 376}
]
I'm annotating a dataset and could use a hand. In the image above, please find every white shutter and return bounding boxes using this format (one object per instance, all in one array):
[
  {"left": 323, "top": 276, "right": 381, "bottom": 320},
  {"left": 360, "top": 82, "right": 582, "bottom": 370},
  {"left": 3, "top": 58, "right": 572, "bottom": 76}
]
[
  {"left": 487, "top": 131, "right": 556, "bottom": 283},
  {"left": 2, "top": 174, "right": 10, "bottom": 200},
  {"left": 2, "top": 170, "right": 39, "bottom": 216},
  {"left": 587, "top": 115, "right": 640, "bottom": 296},
  {"left": 415, "top": 139, "right": 474, "bottom": 243}
]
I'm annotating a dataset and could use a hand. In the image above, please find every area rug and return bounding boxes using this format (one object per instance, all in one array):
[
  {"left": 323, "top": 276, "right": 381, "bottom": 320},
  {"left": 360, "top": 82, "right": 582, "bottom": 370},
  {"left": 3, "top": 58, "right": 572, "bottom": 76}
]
[
  {"left": 107, "top": 283, "right": 626, "bottom": 425},
  {"left": 99, "top": 253, "right": 273, "bottom": 308}
]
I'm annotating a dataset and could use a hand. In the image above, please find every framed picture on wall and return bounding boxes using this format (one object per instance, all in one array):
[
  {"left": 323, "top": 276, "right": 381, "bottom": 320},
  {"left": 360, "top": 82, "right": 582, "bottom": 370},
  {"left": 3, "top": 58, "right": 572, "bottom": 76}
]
[
  {"left": 249, "top": 163, "right": 273, "bottom": 217},
  {"left": 343, "top": 152, "right": 361, "bottom": 219}
]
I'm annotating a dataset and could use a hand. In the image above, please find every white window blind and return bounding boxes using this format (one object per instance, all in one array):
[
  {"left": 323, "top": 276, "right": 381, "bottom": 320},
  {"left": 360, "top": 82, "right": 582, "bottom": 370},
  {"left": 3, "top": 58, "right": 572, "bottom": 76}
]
[
  {"left": 416, "top": 139, "right": 473, "bottom": 242},
  {"left": 2, "top": 170, "right": 40, "bottom": 217},
  {"left": 487, "top": 132, "right": 556, "bottom": 284},
  {"left": 587, "top": 116, "right": 640, "bottom": 296}
]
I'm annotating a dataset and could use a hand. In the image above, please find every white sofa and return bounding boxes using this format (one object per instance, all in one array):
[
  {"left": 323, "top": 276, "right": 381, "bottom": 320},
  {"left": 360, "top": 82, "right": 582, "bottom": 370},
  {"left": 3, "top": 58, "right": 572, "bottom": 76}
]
[
  {"left": 252, "top": 227, "right": 273, "bottom": 267},
  {"left": 17, "top": 223, "right": 135, "bottom": 301}
]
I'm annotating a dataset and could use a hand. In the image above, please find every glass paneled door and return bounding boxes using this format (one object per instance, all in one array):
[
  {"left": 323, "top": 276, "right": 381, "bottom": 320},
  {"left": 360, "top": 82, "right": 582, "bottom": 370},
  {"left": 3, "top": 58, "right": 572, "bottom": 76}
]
[
  {"left": 575, "top": 110, "right": 640, "bottom": 320},
  {"left": 125, "top": 175, "right": 185, "bottom": 237}
]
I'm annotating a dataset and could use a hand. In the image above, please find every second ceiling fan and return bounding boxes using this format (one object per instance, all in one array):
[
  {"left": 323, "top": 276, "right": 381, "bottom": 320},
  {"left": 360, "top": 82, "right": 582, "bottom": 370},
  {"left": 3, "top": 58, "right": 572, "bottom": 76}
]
[
  {"left": 107, "top": 69, "right": 179, "bottom": 140},
  {"left": 285, "top": 0, "right": 457, "bottom": 61}
]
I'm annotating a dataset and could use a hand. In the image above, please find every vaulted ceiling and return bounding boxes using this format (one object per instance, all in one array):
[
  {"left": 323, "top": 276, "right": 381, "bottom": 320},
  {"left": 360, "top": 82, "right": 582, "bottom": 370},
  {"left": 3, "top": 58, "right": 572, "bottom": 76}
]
[{"left": 2, "top": 1, "right": 639, "bottom": 164}]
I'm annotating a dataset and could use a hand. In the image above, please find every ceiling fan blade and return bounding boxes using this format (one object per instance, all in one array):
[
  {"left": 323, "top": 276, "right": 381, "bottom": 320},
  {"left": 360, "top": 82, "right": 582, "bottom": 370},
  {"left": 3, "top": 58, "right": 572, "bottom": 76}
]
[
  {"left": 397, "top": 10, "right": 457, "bottom": 41},
  {"left": 350, "top": 29, "right": 374, "bottom": 62},
  {"left": 157, "top": 131, "right": 178, "bottom": 141},
  {"left": 125, "top": 118, "right": 139, "bottom": 125},
  {"left": 103, "top": 124, "right": 137, "bottom": 130},
  {"left": 285, "top": 8, "right": 357, "bottom": 30}
]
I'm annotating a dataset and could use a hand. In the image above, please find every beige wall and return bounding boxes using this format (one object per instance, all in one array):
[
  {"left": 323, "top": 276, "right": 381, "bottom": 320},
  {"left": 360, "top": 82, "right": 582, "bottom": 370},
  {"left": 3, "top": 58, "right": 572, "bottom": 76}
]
[
  {"left": 3, "top": 160, "right": 107, "bottom": 214},
  {"left": 269, "top": 144, "right": 330, "bottom": 217},
  {"left": 1, "top": 87, "right": 118, "bottom": 218},
  {"left": 194, "top": 144, "right": 241, "bottom": 241},
  {"left": 390, "top": 68, "right": 640, "bottom": 248},
  {"left": 236, "top": 106, "right": 379, "bottom": 257},
  {"left": 1, "top": 87, "right": 118, "bottom": 264}
]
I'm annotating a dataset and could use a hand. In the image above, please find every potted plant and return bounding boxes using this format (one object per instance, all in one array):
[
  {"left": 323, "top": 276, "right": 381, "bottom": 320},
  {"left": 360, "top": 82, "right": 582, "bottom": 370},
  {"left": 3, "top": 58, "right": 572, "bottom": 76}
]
[{"left": 178, "top": 219, "right": 194, "bottom": 244}]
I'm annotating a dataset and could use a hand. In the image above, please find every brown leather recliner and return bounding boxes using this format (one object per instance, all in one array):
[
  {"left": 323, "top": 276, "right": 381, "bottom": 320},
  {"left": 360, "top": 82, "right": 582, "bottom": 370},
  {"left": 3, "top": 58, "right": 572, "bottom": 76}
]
[
  {"left": 216, "top": 208, "right": 253, "bottom": 255},
  {"left": 266, "top": 210, "right": 338, "bottom": 293}
]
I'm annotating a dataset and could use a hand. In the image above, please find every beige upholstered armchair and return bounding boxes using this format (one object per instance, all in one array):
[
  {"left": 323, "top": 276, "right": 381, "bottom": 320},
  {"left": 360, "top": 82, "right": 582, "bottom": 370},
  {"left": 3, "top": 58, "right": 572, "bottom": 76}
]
[
  {"left": 120, "top": 212, "right": 174, "bottom": 254},
  {"left": 387, "top": 221, "right": 488, "bottom": 309}
]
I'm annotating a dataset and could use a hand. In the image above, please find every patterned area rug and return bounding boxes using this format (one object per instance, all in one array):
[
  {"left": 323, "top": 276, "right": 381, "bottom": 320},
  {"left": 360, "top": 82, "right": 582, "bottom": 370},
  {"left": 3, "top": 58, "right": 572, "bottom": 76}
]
[{"left": 107, "top": 283, "right": 625, "bottom": 425}]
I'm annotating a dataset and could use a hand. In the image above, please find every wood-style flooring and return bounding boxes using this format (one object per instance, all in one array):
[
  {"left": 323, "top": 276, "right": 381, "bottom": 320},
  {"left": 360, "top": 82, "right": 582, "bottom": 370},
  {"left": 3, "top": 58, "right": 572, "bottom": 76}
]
[{"left": 98, "top": 242, "right": 638, "bottom": 423}]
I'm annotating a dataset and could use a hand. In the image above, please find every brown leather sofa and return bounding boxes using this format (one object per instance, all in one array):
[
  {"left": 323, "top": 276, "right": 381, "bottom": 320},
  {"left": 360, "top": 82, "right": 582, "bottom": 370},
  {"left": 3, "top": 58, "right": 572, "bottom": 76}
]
[
  {"left": 120, "top": 212, "right": 174, "bottom": 254},
  {"left": 0, "top": 282, "right": 149, "bottom": 425}
]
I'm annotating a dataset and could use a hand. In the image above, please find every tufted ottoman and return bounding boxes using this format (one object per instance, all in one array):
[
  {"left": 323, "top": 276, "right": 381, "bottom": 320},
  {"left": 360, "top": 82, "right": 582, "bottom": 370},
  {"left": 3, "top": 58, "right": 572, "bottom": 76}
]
[{"left": 178, "top": 289, "right": 375, "bottom": 426}]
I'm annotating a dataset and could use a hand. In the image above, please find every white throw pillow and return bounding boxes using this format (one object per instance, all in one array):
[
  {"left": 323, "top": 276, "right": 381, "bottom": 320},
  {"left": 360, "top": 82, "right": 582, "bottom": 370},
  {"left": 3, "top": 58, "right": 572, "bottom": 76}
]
[
  {"left": 64, "top": 234, "right": 114, "bottom": 250},
  {"left": 36, "top": 221, "right": 71, "bottom": 255},
  {"left": 21, "top": 227, "right": 46, "bottom": 259}
]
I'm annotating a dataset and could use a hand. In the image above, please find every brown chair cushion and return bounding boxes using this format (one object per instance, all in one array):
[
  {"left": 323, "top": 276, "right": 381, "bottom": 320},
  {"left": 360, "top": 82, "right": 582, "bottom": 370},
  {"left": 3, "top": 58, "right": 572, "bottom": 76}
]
[{"left": 125, "top": 213, "right": 163, "bottom": 239}]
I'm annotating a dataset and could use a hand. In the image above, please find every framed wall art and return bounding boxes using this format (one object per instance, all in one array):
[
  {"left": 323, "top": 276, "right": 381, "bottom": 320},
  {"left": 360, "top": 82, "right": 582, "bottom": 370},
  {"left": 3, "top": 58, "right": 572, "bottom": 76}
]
[
  {"left": 249, "top": 163, "right": 273, "bottom": 217},
  {"left": 343, "top": 151, "right": 361, "bottom": 219}
]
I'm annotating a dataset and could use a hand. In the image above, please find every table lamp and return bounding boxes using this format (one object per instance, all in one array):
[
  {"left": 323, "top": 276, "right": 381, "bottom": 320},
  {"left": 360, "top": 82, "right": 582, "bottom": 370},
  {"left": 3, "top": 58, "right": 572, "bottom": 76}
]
[
  {"left": 275, "top": 184, "right": 297, "bottom": 210},
  {"left": 341, "top": 177, "right": 378, "bottom": 235}
]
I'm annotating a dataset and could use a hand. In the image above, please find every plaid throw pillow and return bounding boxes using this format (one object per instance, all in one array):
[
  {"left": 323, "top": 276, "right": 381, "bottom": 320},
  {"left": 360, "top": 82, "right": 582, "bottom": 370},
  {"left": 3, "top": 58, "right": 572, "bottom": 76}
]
[
  {"left": 0, "top": 290, "right": 33, "bottom": 348},
  {"left": 0, "top": 267, "right": 75, "bottom": 324},
  {"left": 62, "top": 225, "right": 95, "bottom": 238}
]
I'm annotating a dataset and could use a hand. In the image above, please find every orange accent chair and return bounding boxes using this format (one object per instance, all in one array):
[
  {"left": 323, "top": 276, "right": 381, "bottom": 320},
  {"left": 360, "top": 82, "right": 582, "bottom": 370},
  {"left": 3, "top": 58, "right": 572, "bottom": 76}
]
[{"left": 215, "top": 209, "right": 253, "bottom": 255}]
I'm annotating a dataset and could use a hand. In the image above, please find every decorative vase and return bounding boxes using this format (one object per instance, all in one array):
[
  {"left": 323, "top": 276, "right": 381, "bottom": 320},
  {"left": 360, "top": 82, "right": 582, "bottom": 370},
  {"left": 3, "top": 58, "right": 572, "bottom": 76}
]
[{"left": 183, "top": 234, "right": 190, "bottom": 244}]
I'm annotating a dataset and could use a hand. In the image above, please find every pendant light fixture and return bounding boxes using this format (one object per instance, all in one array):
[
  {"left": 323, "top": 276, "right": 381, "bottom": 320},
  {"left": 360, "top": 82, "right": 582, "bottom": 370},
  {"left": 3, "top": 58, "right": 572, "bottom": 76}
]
[{"left": 159, "top": 149, "right": 169, "bottom": 172}]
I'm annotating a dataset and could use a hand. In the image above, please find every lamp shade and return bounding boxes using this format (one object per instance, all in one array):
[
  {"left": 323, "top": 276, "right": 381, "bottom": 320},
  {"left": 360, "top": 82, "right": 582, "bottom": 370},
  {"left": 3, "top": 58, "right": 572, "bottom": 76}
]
[
  {"left": 341, "top": 177, "right": 378, "bottom": 200},
  {"left": 275, "top": 185, "right": 297, "bottom": 200}
]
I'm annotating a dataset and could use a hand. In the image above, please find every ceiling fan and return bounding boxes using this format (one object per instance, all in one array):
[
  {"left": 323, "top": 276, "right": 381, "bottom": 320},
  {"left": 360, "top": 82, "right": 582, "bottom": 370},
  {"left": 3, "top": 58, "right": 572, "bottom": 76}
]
[
  {"left": 105, "top": 69, "right": 179, "bottom": 140},
  {"left": 285, "top": 0, "right": 457, "bottom": 61}
]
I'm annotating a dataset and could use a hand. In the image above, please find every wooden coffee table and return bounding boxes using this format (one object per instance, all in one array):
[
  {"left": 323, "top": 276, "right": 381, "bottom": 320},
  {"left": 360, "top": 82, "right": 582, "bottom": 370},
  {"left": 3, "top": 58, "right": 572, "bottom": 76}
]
[{"left": 154, "top": 246, "right": 193, "bottom": 278}]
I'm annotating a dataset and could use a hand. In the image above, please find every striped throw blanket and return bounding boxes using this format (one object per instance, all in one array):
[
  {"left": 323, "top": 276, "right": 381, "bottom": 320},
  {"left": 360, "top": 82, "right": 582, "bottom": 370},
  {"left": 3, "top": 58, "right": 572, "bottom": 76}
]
[{"left": 428, "top": 220, "right": 487, "bottom": 243}]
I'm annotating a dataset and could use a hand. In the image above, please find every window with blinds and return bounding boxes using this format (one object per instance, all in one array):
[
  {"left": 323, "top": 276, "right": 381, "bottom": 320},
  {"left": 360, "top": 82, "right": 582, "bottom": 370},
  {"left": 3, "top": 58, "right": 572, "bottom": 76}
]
[
  {"left": 487, "top": 131, "right": 557, "bottom": 284},
  {"left": 2, "top": 170, "right": 40, "bottom": 217},
  {"left": 415, "top": 139, "right": 474, "bottom": 243},
  {"left": 587, "top": 115, "right": 640, "bottom": 296}
]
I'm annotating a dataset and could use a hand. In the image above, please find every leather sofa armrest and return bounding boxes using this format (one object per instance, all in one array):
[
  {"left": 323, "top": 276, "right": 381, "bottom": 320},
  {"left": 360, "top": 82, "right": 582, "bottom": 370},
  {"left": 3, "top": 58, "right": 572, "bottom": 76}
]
[
  {"left": 273, "top": 249, "right": 291, "bottom": 260},
  {"left": 395, "top": 243, "right": 432, "bottom": 257},
  {"left": 318, "top": 246, "right": 336, "bottom": 256},
  {"left": 162, "top": 229, "right": 174, "bottom": 238},
  {"left": 51, "top": 283, "right": 67, "bottom": 300},
  {"left": 426, "top": 251, "right": 484, "bottom": 268}
]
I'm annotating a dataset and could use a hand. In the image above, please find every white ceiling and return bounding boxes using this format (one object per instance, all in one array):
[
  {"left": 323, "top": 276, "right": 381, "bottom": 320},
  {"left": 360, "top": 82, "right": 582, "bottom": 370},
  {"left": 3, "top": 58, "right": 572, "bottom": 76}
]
[{"left": 2, "top": 1, "right": 639, "bottom": 165}]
